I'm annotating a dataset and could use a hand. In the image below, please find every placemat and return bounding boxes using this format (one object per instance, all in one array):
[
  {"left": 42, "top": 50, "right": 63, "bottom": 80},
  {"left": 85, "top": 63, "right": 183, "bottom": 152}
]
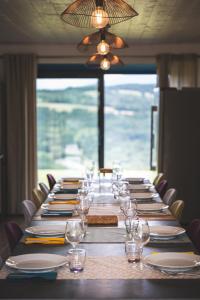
[
  {"left": 84, "top": 228, "right": 190, "bottom": 244},
  {"left": 1, "top": 256, "right": 199, "bottom": 280}
]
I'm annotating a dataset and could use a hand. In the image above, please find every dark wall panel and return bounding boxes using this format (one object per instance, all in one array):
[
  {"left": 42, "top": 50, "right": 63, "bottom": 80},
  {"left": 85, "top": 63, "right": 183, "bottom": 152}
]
[{"left": 159, "top": 88, "right": 200, "bottom": 223}]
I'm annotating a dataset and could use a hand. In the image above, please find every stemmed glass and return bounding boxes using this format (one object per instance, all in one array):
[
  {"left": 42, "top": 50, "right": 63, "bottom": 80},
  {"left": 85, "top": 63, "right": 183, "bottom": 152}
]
[
  {"left": 120, "top": 196, "right": 137, "bottom": 219},
  {"left": 85, "top": 161, "right": 95, "bottom": 190},
  {"left": 112, "top": 180, "right": 129, "bottom": 200},
  {"left": 112, "top": 161, "right": 123, "bottom": 181},
  {"left": 131, "top": 218, "right": 150, "bottom": 246},
  {"left": 65, "top": 219, "right": 84, "bottom": 249},
  {"left": 76, "top": 196, "right": 91, "bottom": 236}
]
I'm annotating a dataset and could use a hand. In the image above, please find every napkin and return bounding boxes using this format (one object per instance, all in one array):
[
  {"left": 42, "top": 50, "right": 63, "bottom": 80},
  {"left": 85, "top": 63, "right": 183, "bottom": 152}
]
[
  {"left": 24, "top": 237, "right": 65, "bottom": 245},
  {"left": 41, "top": 211, "right": 73, "bottom": 217},
  {"left": 7, "top": 271, "right": 57, "bottom": 280},
  {"left": 49, "top": 200, "right": 79, "bottom": 205},
  {"left": 55, "top": 189, "right": 78, "bottom": 194}
]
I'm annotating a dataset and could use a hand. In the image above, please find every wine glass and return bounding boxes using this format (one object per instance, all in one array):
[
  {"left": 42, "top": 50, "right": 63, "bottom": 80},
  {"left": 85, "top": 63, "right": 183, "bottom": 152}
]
[
  {"left": 121, "top": 197, "right": 137, "bottom": 219},
  {"left": 65, "top": 219, "right": 84, "bottom": 249},
  {"left": 112, "top": 161, "right": 123, "bottom": 181},
  {"left": 76, "top": 196, "right": 91, "bottom": 236},
  {"left": 131, "top": 218, "right": 150, "bottom": 246}
]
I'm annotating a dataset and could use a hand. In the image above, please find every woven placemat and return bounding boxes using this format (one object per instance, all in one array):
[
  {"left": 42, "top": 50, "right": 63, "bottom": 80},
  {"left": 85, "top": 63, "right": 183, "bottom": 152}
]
[{"left": 1, "top": 256, "right": 199, "bottom": 280}]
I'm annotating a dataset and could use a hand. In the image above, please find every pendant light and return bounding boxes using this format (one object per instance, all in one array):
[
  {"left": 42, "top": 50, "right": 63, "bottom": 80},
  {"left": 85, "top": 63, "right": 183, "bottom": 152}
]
[{"left": 61, "top": 0, "right": 138, "bottom": 28}]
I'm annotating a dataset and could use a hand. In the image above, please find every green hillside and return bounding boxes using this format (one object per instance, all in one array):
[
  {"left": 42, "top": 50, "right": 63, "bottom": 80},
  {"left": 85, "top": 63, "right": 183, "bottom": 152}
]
[{"left": 37, "top": 83, "right": 158, "bottom": 171}]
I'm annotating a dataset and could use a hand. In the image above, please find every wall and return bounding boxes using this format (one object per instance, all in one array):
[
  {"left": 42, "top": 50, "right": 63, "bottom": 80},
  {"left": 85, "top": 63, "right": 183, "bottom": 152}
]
[{"left": 159, "top": 88, "right": 200, "bottom": 224}]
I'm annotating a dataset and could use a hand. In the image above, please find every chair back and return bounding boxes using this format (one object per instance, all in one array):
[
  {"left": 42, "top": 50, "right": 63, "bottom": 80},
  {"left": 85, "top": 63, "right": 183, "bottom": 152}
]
[
  {"left": 22, "top": 200, "right": 37, "bottom": 226},
  {"left": 155, "top": 180, "right": 168, "bottom": 198},
  {"left": 32, "top": 188, "right": 46, "bottom": 208},
  {"left": 47, "top": 174, "right": 56, "bottom": 190},
  {"left": 39, "top": 182, "right": 49, "bottom": 197},
  {"left": 162, "top": 188, "right": 177, "bottom": 206},
  {"left": 4, "top": 222, "right": 23, "bottom": 251},
  {"left": 170, "top": 200, "right": 184, "bottom": 220},
  {"left": 187, "top": 219, "right": 200, "bottom": 253},
  {"left": 153, "top": 173, "right": 164, "bottom": 186},
  {"left": 0, "top": 256, "right": 2, "bottom": 269}
]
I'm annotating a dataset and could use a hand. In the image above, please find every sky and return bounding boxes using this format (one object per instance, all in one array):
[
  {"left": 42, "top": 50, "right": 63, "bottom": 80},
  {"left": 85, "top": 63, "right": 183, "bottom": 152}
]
[{"left": 37, "top": 74, "right": 157, "bottom": 90}]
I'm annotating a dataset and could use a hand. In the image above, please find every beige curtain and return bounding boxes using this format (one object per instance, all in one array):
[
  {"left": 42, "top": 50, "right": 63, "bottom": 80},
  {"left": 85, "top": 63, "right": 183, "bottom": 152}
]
[
  {"left": 157, "top": 54, "right": 198, "bottom": 89},
  {"left": 4, "top": 54, "right": 37, "bottom": 214}
]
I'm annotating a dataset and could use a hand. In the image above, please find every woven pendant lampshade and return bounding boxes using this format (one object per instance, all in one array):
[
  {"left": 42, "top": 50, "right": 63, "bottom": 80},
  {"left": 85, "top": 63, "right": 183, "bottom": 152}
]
[
  {"left": 87, "top": 52, "right": 123, "bottom": 68},
  {"left": 61, "top": 0, "right": 138, "bottom": 28},
  {"left": 77, "top": 27, "right": 128, "bottom": 53}
]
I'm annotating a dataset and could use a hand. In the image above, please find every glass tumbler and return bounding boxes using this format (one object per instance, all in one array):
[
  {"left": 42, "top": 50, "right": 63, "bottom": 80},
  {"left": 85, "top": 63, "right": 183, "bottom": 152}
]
[
  {"left": 68, "top": 248, "right": 86, "bottom": 273},
  {"left": 125, "top": 240, "right": 143, "bottom": 263}
]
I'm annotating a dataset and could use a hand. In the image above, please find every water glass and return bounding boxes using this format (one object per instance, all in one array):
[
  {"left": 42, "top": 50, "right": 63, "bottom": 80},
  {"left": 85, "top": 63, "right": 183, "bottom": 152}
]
[
  {"left": 125, "top": 240, "right": 143, "bottom": 263},
  {"left": 68, "top": 248, "right": 86, "bottom": 273},
  {"left": 65, "top": 219, "right": 84, "bottom": 249},
  {"left": 76, "top": 196, "right": 91, "bottom": 217}
]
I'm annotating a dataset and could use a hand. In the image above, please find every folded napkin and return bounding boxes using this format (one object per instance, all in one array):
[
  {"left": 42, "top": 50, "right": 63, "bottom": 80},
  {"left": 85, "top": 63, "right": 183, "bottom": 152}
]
[
  {"left": 55, "top": 189, "right": 78, "bottom": 194},
  {"left": 62, "top": 180, "right": 80, "bottom": 184},
  {"left": 49, "top": 200, "right": 79, "bottom": 205},
  {"left": 87, "top": 215, "right": 118, "bottom": 226},
  {"left": 41, "top": 211, "right": 73, "bottom": 217},
  {"left": 24, "top": 237, "right": 65, "bottom": 245},
  {"left": 7, "top": 271, "right": 57, "bottom": 280},
  {"left": 62, "top": 177, "right": 83, "bottom": 182}
]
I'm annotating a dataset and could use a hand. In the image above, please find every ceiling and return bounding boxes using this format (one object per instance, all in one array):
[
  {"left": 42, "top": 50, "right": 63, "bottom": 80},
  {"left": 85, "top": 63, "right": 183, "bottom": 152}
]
[{"left": 0, "top": 0, "right": 200, "bottom": 45}]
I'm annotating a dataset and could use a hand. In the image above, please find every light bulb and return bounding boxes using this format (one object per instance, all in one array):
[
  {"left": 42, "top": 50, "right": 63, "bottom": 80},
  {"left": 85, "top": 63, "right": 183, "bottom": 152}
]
[
  {"left": 91, "top": 6, "right": 109, "bottom": 29},
  {"left": 97, "top": 40, "right": 110, "bottom": 55},
  {"left": 100, "top": 57, "right": 111, "bottom": 70}
]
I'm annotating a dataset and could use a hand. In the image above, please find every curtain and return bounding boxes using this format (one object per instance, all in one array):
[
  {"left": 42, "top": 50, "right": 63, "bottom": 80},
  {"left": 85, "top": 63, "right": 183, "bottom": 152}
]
[
  {"left": 156, "top": 54, "right": 198, "bottom": 89},
  {"left": 4, "top": 54, "right": 37, "bottom": 214}
]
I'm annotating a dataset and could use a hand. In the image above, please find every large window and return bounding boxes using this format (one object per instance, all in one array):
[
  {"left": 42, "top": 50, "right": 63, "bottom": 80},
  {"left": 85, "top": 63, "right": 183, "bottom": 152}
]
[
  {"left": 36, "top": 70, "right": 158, "bottom": 182},
  {"left": 37, "top": 78, "right": 98, "bottom": 183},
  {"left": 104, "top": 74, "right": 158, "bottom": 171}
]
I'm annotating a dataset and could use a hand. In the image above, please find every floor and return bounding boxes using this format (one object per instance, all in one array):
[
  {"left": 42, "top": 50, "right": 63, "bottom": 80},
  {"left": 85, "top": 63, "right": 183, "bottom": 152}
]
[{"left": 0, "top": 215, "right": 24, "bottom": 262}]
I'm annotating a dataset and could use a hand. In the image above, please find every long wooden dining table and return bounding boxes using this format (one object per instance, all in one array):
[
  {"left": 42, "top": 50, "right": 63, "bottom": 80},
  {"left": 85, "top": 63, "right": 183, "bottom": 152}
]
[{"left": 1, "top": 178, "right": 200, "bottom": 299}]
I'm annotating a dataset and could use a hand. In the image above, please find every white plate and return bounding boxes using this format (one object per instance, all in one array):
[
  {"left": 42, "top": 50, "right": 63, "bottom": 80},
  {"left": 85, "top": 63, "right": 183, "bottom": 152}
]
[
  {"left": 131, "top": 192, "right": 157, "bottom": 199},
  {"left": 52, "top": 194, "right": 77, "bottom": 200},
  {"left": 6, "top": 253, "right": 68, "bottom": 272},
  {"left": 129, "top": 184, "right": 152, "bottom": 190},
  {"left": 25, "top": 225, "right": 65, "bottom": 237},
  {"left": 150, "top": 226, "right": 185, "bottom": 239},
  {"left": 42, "top": 204, "right": 74, "bottom": 211},
  {"left": 144, "top": 252, "right": 200, "bottom": 272},
  {"left": 137, "top": 203, "right": 168, "bottom": 212},
  {"left": 125, "top": 177, "right": 145, "bottom": 184}
]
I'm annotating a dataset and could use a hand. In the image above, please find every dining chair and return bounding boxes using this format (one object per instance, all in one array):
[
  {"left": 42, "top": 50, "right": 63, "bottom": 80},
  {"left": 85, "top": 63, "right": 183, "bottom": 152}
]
[
  {"left": 0, "top": 256, "right": 2, "bottom": 269},
  {"left": 187, "top": 219, "right": 200, "bottom": 253},
  {"left": 47, "top": 173, "right": 56, "bottom": 190},
  {"left": 153, "top": 173, "right": 164, "bottom": 186},
  {"left": 169, "top": 199, "right": 184, "bottom": 220},
  {"left": 162, "top": 188, "right": 177, "bottom": 206},
  {"left": 39, "top": 182, "right": 49, "bottom": 197},
  {"left": 32, "top": 188, "right": 46, "bottom": 208},
  {"left": 4, "top": 222, "right": 23, "bottom": 251},
  {"left": 155, "top": 179, "right": 168, "bottom": 198},
  {"left": 22, "top": 200, "right": 37, "bottom": 226}
]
